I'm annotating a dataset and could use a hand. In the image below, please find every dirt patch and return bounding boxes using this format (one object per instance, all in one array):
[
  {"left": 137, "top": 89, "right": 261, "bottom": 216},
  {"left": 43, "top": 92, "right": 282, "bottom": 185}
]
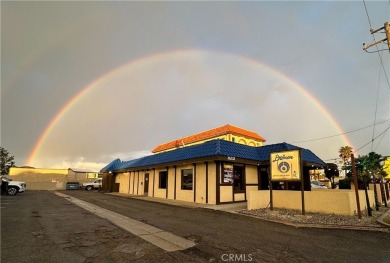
[{"left": 240, "top": 207, "right": 389, "bottom": 229}]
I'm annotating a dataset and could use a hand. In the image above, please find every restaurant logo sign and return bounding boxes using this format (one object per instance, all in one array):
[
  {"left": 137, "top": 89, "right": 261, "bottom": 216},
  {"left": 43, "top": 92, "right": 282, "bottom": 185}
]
[{"left": 270, "top": 150, "right": 301, "bottom": 181}]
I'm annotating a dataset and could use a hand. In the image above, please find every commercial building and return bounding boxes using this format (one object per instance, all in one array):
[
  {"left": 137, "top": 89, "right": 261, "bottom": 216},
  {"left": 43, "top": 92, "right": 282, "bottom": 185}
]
[{"left": 101, "top": 130, "right": 325, "bottom": 205}]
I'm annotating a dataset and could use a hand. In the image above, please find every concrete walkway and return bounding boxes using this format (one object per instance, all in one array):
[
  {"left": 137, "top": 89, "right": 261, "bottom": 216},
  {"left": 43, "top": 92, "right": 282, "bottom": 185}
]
[
  {"left": 109, "top": 192, "right": 248, "bottom": 213},
  {"left": 54, "top": 192, "right": 196, "bottom": 252}
]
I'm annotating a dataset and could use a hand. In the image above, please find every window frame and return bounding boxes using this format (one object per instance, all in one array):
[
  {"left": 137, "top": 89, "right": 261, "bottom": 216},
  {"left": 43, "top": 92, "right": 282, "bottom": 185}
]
[
  {"left": 181, "top": 169, "right": 193, "bottom": 190},
  {"left": 159, "top": 171, "right": 168, "bottom": 189}
]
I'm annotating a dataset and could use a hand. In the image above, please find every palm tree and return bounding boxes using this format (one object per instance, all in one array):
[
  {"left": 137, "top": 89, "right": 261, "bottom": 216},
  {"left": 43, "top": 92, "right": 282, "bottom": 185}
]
[{"left": 339, "top": 146, "right": 353, "bottom": 177}]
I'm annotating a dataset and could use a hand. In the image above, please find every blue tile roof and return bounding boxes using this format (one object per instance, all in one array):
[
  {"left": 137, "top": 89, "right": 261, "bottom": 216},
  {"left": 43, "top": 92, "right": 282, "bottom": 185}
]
[
  {"left": 101, "top": 140, "right": 325, "bottom": 172},
  {"left": 100, "top": 158, "right": 122, "bottom": 172}
]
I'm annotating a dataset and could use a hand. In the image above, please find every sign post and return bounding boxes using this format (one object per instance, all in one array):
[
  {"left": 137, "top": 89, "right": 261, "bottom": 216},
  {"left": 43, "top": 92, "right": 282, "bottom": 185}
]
[
  {"left": 270, "top": 150, "right": 304, "bottom": 214},
  {"left": 269, "top": 170, "right": 273, "bottom": 211},
  {"left": 351, "top": 154, "right": 362, "bottom": 219},
  {"left": 300, "top": 159, "right": 305, "bottom": 215}
]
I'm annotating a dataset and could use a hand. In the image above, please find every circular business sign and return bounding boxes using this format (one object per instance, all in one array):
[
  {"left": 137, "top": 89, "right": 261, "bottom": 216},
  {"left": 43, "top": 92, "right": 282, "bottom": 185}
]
[{"left": 278, "top": 162, "right": 290, "bottom": 173}]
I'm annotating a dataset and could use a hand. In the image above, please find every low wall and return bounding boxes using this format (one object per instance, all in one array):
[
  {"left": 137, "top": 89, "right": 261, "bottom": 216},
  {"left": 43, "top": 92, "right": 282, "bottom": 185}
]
[{"left": 247, "top": 189, "right": 375, "bottom": 215}]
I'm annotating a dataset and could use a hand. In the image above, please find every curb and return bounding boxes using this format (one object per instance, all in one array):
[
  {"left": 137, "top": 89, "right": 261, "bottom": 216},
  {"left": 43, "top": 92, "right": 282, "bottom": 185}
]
[
  {"left": 106, "top": 192, "right": 390, "bottom": 232},
  {"left": 377, "top": 206, "right": 390, "bottom": 227},
  {"left": 235, "top": 211, "right": 390, "bottom": 232}
]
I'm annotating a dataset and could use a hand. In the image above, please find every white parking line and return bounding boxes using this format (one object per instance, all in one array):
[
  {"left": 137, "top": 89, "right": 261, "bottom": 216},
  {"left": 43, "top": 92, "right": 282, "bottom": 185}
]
[{"left": 54, "top": 192, "right": 196, "bottom": 252}]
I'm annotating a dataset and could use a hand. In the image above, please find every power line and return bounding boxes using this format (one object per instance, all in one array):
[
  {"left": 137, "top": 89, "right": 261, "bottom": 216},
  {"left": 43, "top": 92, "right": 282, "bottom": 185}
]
[
  {"left": 362, "top": 0, "right": 390, "bottom": 157},
  {"left": 374, "top": 124, "right": 390, "bottom": 151},
  {"left": 292, "top": 119, "right": 390, "bottom": 144},
  {"left": 322, "top": 126, "right": 390, "bottom": 163},
  {"left": 362, "top": 0, "right": 390, "bottom": 89},
  {"left": 354, "top": 126, "right": 390, "bottom": 153},
  {"left": 362, "top": 0, "right": 373, "bottom": 28},
  {"left": 371, "top": 62, "right": 382, "bottom": 151},
  {"left": 377, "top": 53, "right": 390, "bottom": 90}
]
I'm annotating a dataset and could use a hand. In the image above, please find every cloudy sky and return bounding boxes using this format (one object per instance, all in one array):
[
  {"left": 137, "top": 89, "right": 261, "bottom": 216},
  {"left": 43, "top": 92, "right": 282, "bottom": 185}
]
[{"left": 2, "top": 1, "right": 390, "bottom": 171}]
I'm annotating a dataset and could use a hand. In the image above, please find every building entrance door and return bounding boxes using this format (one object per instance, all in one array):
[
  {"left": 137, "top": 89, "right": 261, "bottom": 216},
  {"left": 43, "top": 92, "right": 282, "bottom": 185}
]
[
  {"left": 144, "top": 173, "right": 149, "bottom": 196},
  {"left": 233, "top": 166, "right": 245, "bottom": 192}
]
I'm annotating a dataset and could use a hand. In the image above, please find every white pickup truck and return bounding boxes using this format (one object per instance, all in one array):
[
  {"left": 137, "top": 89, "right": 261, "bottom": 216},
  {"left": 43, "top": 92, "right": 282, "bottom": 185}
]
[
  {"left": 1, "top": 176, "right": 27, "bottom": 195},
  {"left": 82, "top": 179, "right": 102, "bottom": 191}
]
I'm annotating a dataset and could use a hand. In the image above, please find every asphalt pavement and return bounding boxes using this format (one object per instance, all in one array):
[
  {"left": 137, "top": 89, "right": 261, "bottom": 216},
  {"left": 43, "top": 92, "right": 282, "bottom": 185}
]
[
  {"left": 54, "top": 191, "right": 196, "bottom": 252},
  {"left": 2, "top": 190, "right": 390, "bottom": 263}
]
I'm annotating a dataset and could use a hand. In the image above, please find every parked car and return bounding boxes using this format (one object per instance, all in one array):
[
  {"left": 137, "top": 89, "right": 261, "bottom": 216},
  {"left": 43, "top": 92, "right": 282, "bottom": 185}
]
[
  {"left": 1, "top": 176, "right": 27, "bottom": 195},
  {"left": 311, "top": 180, "right": 328, "bottom": 189},
  {"left": 66, "top": 182, "right": 80, "bottom": 190},
  {"left": 82, "top": 179, "right": 102, "bottom": 191},
  {"left": 182, "top": 179, "right": 193, "bottom": 190}
]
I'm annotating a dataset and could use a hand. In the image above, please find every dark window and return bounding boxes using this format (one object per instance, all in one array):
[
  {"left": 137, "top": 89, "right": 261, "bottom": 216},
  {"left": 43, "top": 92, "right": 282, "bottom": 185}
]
[
  {"left": 181, "top": 169, "right": 193, "bottom": 190},
  {"left": 232, "top": 137, "right": 235, "bottom": 142},
  {"left": 260, "top": 171, "right": 269, "bottom": 190},
  {"left": 233, "top": 166, "right": 245, "bottom": 192},
  {"left": 159, "top": 171, "right": 167, "bottom": 189}
]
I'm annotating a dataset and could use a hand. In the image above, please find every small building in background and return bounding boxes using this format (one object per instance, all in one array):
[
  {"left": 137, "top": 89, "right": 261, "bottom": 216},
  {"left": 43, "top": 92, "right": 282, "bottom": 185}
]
[
  {"left": 383, "top": 156, "right": 390, "bottom": 180},
  {"left": 68, "top": 168, "right": 101, "bottom": 182},
  {"left": 9, "top": 167, "right": 101, "bottom": 190}
]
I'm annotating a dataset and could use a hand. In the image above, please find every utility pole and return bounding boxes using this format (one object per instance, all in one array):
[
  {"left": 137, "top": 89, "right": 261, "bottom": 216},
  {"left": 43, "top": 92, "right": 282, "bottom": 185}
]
[
  {"left": 385, "top": 22, "right": 390, "bottom": 51},
  {"left": 363, "top": 22, "right": 390, "bottom": 52}
]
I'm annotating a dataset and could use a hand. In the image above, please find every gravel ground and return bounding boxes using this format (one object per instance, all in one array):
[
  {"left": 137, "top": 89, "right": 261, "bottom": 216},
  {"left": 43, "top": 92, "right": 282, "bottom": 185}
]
[{"left": 239, "top": 207, "right": 390, "bottom": 230}]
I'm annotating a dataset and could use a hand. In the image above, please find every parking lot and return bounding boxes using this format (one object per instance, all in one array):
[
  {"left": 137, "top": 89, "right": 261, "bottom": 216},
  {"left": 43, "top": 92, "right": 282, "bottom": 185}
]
[
  {"left": 2, "top": 190, "right": 390, "bottom": 263},
  {"left": 1, "top": 191, "right": 185, "bottom": 263}
]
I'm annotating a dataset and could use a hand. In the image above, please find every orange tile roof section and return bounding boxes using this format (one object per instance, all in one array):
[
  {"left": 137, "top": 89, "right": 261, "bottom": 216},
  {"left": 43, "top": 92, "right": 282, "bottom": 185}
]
[{"left": 152, "top": 124, "right": 266, "bottom": 153}]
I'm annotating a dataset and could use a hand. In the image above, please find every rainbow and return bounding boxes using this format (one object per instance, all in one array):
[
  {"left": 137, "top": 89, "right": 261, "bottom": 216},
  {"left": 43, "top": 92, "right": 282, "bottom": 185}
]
[{"left": 26, "top": 49, "right": 353, "bottom": 166}]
